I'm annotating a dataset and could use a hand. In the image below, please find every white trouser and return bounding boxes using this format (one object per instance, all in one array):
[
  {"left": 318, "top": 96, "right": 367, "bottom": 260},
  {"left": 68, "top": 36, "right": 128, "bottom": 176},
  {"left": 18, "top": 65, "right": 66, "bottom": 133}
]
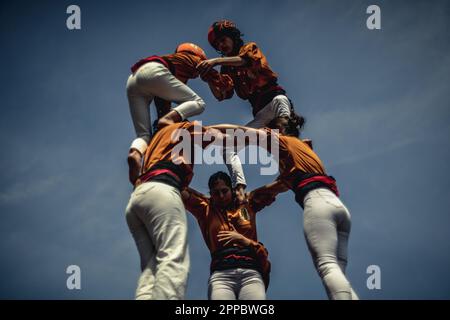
[
  {"left": 125, "top": 181, "right": 190, "bottom": 300},
  {"left": 208, "top": 268, "right": 266, "bottom": 300},
  {"left": 224, "top": 95, "right": 292, "bottom": 186},
  {"left": 302, "top": 188, "right": 359, "bottom": 300},
  {"left": 126, "top": 61, "right": 206, "bottom": 154},
  {"left": 245, "top": 94, "right": 292, "bottom": 128}
]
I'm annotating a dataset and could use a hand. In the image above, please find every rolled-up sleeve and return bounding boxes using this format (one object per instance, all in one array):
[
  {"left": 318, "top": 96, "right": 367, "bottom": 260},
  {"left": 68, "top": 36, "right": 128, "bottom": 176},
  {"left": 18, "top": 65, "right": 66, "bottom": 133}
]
[
  {"left": 239, "top": 42, "right": 264, "bottom": 68},
  {"left": 202, "top": 69, "right": 234, "bottom": 100},
  {"left": 183, "top": 191, "right": 209, "bottom": 220}
]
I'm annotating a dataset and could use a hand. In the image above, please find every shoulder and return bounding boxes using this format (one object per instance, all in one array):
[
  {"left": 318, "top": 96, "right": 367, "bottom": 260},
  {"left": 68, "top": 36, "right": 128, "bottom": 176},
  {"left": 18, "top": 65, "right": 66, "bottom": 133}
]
[
  {"left": 240, "top": 42, "right": 262, "bottom": 53},
  {"left": 243, "top": 42, "right": 259, "bottom": 49}
]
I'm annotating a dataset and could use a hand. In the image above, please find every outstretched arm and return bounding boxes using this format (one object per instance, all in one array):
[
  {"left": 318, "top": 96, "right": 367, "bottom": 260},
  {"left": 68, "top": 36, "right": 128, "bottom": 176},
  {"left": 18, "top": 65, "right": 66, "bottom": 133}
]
[
  {"left": 207, "top": 123, "right": 264, "bottom": 140},
  {"left": 197, "top": 57, "right": 246, "bottom": 77},
  {"left": 209, "top": 123, "right": 313, "bottom": 150},
  {"left": 213, "top": 56, "right": 247, "bottom": 67},
  {"left": 207, "top": 124, "right": 274, "bottom": 152},
  {"left": 249, "top": 180, "right": 289, "bottom": 213},
  {"left": 181, "top": 186, "right": 209, "bottom": 202},
  {"left": 181, "top": 186, "right": 209, "bottom": 220},
  {"left": 252, "top": 179, "right": 289, "bottom": 197},
  {"left": 208, "top": 123, "right": 256, "bottom": 133}
]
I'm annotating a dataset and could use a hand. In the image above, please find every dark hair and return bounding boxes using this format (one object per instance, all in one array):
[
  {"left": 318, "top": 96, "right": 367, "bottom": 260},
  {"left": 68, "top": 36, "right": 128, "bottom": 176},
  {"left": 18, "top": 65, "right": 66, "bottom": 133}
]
[
  {"left": 208, "top": 171, "right": 233, "bottom": 191},
  {"left": 287, "top": 112, "right": 305, "bottom": 137},
  {"left": 229, "top": 31, "right": 244, "bottom": 56},
  {"left": 268, "top": 112, "right": 306, "bottom": 137},
  {"left": 218, "top": 29, "right": 244, "bottom": 56}
]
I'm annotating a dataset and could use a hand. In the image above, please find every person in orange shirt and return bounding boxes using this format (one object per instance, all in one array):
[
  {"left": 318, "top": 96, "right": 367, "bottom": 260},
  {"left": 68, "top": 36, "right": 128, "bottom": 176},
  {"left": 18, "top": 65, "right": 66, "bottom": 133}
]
[
  {"left": 210, "top": 115, "right": 359, "bottom": 300},
  {"left": 125, "top": 121, "right": 221, "bottom": 300},
  {"left": 199, "top": 20, "right": 295, "bottom": 127},
  {"left": 182, "top": 171, "right": 285, "bottom": 300},
  {"left": 197, "top": 20, "right": 299, "bottom": 194},
  {"left": 126, "top": 43, "right": 232, "bottom": 184}
]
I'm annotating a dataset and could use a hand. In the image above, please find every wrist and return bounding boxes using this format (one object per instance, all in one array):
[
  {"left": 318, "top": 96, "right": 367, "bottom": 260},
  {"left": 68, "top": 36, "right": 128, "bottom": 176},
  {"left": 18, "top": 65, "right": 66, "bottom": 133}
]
[{"left": 237, "top": 235, "right": 251, "bottom": 247}]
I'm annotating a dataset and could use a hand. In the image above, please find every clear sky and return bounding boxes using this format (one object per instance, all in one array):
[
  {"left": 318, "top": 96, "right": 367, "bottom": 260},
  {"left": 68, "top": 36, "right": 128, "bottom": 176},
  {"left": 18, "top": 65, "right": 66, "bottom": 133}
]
[{"left": 0, "top": 0, "right": 449, "bottom": 299}]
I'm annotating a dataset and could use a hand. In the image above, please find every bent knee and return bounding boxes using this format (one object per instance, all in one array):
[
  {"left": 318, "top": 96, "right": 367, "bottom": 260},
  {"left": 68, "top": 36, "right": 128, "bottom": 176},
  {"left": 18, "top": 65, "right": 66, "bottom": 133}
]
[{"left": 195, "top": 98, "right": 206, "bottom": 113}]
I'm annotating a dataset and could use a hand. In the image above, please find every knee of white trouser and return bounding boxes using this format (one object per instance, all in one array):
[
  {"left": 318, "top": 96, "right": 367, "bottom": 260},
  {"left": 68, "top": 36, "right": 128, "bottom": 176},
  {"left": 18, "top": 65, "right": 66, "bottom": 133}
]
[
  {"left": 175, "top": 99, "right": 206, "bottom": 120},
  {"left": 194, "top": 98, "right": 206, "bottom": 114}
]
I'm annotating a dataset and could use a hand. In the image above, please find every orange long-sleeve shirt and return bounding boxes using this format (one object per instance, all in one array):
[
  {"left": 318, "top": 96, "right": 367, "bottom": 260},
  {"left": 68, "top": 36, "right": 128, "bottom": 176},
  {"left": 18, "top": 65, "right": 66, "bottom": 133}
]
[
  {"left": 263, "top": 128, "right": 327, "bottom": 187},
  {"left": 211, "top": 42, "right": 281, "bottom": 108},
  {"left": 183, "top": 190, "right": 270, "bottom": 254}
]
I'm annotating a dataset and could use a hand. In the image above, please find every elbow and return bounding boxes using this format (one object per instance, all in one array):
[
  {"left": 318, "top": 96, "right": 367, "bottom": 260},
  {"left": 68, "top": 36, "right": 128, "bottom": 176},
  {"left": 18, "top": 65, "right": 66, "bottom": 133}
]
[{"left": 224, "top": 90, "right": 234, "bottom": 100}]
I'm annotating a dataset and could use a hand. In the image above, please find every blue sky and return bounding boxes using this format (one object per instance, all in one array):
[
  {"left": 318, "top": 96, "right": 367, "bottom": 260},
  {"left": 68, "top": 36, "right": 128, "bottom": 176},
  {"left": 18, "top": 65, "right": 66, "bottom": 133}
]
[{"left": 0, "top": 0, "right": 449, "bottom": 299}]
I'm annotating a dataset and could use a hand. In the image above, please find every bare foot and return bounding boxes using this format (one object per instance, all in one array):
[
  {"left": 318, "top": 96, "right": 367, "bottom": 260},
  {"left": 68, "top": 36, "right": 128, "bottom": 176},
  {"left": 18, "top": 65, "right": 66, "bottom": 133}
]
[{"left": 127, "top": 149, "right": 142, "bottom": 185}]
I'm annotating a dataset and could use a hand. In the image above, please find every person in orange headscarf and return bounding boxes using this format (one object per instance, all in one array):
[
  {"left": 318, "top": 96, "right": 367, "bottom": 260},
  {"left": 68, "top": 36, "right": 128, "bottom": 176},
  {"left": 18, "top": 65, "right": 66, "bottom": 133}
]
[{"left": 197, "top": 20, "right": 302, "bottom": 197}]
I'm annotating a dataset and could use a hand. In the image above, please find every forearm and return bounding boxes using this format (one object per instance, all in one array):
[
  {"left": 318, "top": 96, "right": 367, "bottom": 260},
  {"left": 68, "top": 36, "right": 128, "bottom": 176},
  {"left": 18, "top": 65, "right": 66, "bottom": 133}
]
[
  {"left": 239, "top": 235, "right": 254, "bottom": 247},
  {"left": 209, "top": 123, "right": 258, "bottom": 133},
  {"left": 213, "top": 56, "right": 246, "bottom": 67},
  {"left": 208, "top": 124, "right": 266, "bottom": 150},
  {"left": 262, "top": 179, "right": 289, "bottom": 194},
  {"left": 249, "top": 180, "right": 286, "bottom": 212}
]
